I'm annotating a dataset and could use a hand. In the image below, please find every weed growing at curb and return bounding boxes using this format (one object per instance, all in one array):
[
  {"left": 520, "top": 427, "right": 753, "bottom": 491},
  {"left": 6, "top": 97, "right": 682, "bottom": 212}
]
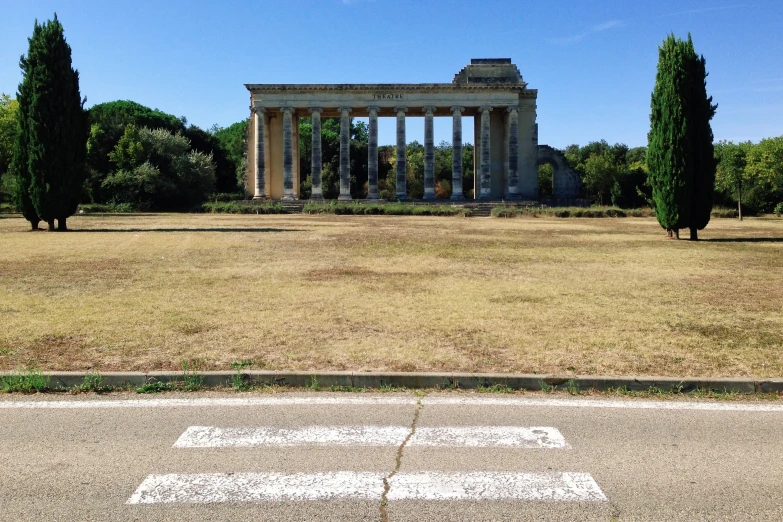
[
  {"left": 566, "top": 379, "right": 581, "bottom": 395},
  {"left": 328, "top": 385, "right": 367, "bottom": 393},
  {"left": 231, "top": 360, "right": 253, "bottom": 391},
  {"left": 309, "top": 375, "right": 319, "bottom": 391},
  {"left": 477, "top": 383, "right": 513, "bottom": 393},
  {"left": 379, "top": 383, "right": 407, "bottom": 393},
  {"left": 539, "top": 380, "right": 555, "bottom": 393},
  {"left": 74, "top": 372, "right": 113, "bottom": 393},
  {"left": 136, "top": 381, "right": 174, "bottom": 394},
  {"left": 1, "top": 367, "right": 50, "bottom": 393},
  {"left": 181, "top": 360, "right": 204, "bottom": 391}
]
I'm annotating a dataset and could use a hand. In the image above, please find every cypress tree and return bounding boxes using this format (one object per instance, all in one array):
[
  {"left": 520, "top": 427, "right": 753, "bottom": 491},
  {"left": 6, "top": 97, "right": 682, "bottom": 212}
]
[
  {"left": 11, "top": 71, "right": 40, "bottom": 229},
  {"left": 15, "top": 15, "right": 87, "bottom": 232},
  {"left": 647, "top": 34, "right": 716, "bottom": 240},
  {"left": 685, "top": 36, "right": 718, "bottom": 240}
]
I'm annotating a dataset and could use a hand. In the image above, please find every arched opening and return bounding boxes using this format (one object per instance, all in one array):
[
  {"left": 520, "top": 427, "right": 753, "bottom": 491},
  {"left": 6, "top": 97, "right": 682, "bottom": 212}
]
[{"left": 536, "top": 159, "right": 557, "bottom": 199}]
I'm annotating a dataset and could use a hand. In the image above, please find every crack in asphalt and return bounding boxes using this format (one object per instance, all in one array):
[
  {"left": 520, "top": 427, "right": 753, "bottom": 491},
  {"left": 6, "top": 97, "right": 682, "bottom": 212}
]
[{"left": 380, "top": 396, "right": 423, "bottom": 522}]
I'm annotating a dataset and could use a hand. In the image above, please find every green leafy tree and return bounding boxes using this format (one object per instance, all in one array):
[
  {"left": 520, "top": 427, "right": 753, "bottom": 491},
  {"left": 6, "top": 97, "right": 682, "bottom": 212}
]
[
  {"left": 13, "top": 15, "right": 88, "bottom": 231},
  {"left": 86, "top": 100, "right": 184, "bottom": 201},
  {"left": 715, "top": 141, "right": 750, "bottom": 219},
  {"left": 0, "top": 94, "right": 20, "bottom": 203},
  {"left": 0, "top": 94, "right": 19, "bottom": 177},
  {"left": 647, "top": 34, "right": 716, "bottom": 239},
  {"left": 213, "top": 120, "right": 248, "bottom": 190},
  {"left": 103, "top": 125, "right": 215, "bottom": 209},
  {"left": 582, "top": 153, "right": 618, "bottom": 205},
  {"left": 745, "top": 136, "right": 783, "bottom": 213}
]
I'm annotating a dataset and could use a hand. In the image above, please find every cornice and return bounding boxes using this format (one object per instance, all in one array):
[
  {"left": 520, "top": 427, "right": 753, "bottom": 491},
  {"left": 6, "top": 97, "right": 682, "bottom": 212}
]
[{"left": 245, "top": 83, "right": 530, "bottom": 93}]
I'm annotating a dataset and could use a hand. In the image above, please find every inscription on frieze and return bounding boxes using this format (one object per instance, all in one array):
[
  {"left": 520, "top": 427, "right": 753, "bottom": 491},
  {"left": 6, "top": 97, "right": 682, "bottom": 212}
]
[{"left": 372, "top": 94, "right": 404, "bottom": 100}]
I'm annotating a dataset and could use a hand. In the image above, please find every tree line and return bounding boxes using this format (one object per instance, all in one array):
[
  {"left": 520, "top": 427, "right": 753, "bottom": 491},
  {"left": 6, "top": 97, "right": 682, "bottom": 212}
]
[{"left": 1, "top": 17, "right": 781, "bottom": 232}]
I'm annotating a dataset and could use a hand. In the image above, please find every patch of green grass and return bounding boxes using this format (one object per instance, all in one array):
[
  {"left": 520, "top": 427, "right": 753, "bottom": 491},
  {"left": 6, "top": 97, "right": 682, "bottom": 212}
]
[
  {"left": 136, "top": 381, "right": 174, "bottom": 394},
  {"left": 1, "top": 368, "right": 50, "bottom": 393},
  {"left": 539, "top": 380, "right": 556, "bottom": 393}
]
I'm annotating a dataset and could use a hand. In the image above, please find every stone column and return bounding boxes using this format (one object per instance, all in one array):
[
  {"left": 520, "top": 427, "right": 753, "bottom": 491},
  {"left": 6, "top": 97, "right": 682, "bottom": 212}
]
[
  {"left": 422, "top": 106, "right": 436, "bottom": 200},
  {"left": 506, "top": 106, "right": 520, "bottom": 200},
  {"left": 394, "top": 106, "right": 408, "bottom": 200},
  {"left": 252, "top": 107, "right": 266, "bottom": 200},
  {"left": 309, "top": 107, "right": 323, "bottom": 200},
  {"left": 338, "top": 107, "right": 352, "bottom": 201},
  {"left": 478, "top": 106, "right": 493, "bottom": 200},
  {"left": 450, "top": 106, "right": 465, "bottom": 201},
  {"left": 281, "top": 107, "right": 296, "bottom": 201},
  {"left": 367, "top": 106, "right": 380, "bottom": 200}
]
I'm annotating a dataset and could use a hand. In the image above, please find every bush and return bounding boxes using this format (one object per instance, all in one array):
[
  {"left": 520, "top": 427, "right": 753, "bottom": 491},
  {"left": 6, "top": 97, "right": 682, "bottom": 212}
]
[
  {"left": 302, "top": 201, "right": 471, "bottom": 216},
  {"left": 201, "top": 201, "right": 285, "bottom": 214},
  {"left": 491, "top": 205, "right": 653, "bottom": 219},
  {"left": 774, "top": 202, "right": 783, "bottom": 217},
  {"left": 710, "top": 208, "right": 739, "bottom": 218},
  {"left": 207, "top": 192, "right": 245, "bottom": 202}
]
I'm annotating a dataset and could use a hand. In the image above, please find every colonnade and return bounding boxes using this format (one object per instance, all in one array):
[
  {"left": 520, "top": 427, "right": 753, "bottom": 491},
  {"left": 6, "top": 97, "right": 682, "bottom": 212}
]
[{"left": 251, "top": 105, "right": 523, "bottom": 201}]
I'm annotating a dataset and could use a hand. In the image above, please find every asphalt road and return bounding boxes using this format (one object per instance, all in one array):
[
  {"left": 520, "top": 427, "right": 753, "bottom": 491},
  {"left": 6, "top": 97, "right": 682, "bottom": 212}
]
[{"left": 1, "top": 392, "right": 782, "bottom": 521}]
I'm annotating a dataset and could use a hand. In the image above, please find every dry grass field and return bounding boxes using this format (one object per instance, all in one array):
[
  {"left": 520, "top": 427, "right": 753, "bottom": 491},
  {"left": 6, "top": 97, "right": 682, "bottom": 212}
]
[{"left": 0, "top": 212, "right": 781, "bottom": 378}]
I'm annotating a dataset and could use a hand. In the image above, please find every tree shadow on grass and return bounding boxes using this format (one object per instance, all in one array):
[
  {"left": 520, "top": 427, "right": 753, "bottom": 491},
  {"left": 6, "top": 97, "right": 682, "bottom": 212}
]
[
  {"left": 704, "top": 238, "right": 783, "bottom": 243},
  {"left": 71, "top": 228, "right": 302, "bottom": 233}
]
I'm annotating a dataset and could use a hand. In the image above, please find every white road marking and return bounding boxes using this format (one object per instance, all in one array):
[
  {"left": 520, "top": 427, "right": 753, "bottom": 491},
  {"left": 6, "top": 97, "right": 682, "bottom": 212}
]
[
  {"left": 127, "top": 472, "right": 605, "bottom": 504},
  {"left": 173, "top": 425, "right": 569, "bottom": 449},
  {"left": 421, "top": 396, "right": 783, "bottom": 412},
  {"left": 1, "top": 395, "right": 781, "bottom": 412},
  {"left": 126, "top": 472, "right": 384, "bottom": 504},
  {"left": 412, "top": 426, "right": 569, "bottom": 448},
  {"left": 173, "top": 425, "right": 410, "bottom": 447},
  {"left": 387, "top": 472, "right": 606, "bottom": 502},
  {"left": 0, "top": 397, "right": 416, "bottom": 409}
]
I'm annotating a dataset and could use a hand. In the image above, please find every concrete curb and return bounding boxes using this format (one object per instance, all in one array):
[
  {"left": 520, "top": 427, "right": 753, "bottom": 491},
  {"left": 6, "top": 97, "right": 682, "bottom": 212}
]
[{"left": 1, "top": 371, "right": 781, "bottom": 394}]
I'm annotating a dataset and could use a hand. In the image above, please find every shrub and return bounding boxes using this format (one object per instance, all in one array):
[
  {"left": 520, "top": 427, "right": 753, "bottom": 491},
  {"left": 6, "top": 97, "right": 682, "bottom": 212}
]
[
  {"left": 710, "top": 208, "right": 739, "bottom": 218},
  {"left": 774, "top": 202, "right": 783, "bottom": 217},
  {"left": 201, "top": 201, "right": 285, "bottom": 214},
  {"left": 302, "top": 201, "right": 470, "bottom": 216}
]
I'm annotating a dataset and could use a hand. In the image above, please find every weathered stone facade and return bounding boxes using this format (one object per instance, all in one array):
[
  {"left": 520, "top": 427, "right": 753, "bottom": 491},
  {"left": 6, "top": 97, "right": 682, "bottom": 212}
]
[{"left": 245, "top": 59, "right": 578, "bottom": 201}]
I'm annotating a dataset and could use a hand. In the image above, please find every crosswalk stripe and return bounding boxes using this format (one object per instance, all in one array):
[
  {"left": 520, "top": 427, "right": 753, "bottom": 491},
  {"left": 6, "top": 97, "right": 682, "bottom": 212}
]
[
  {"left": 173, "top": 426, "right": 569, "bottom": 449},
  {"left": 127, "top": 472, "right": 606, "bottom": 504}
]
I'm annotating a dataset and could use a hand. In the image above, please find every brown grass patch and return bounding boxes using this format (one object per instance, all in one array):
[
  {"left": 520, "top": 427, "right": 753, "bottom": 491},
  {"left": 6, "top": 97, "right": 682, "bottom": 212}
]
[{"left": 0, "top": 213, "right": 782, "bottom": 377}]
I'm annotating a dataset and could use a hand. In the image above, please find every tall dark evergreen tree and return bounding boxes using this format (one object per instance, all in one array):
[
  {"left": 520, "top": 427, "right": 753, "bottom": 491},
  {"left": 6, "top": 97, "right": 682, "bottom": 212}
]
[
  {"left": 11, "top": 69, "right": 40, "bottom": 229},
  {"left": 14, "top": 15, "right": 88, "bottom": 231},
  {"left": 686, "top": 38, "right": 717, "bottom": 240},
  {"left": 647, "top": 34, "right": 716, "bottom": 240}
]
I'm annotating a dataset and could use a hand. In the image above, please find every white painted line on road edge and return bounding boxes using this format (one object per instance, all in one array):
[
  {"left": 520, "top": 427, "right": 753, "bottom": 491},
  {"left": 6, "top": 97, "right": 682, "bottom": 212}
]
[
  {"left": 127, "top": 472, "right": 605, "bottom": 504},
  {"left": 173, "top": 426, "right": 570, "bottom": 449},
  {"left": 422, "top": 397, "right": 783, "bottom": 412},
  {"left": 2, "top": 395, "right": 782, "bottom": 412},
  {"left": 0, "top": 397, "right": 416, "bottom": 409}
]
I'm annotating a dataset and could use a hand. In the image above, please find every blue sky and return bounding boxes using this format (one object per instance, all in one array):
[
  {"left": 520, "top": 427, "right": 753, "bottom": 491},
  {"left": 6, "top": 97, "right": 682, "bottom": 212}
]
[{"left": 1, "top": 0, "right": 781, "bottom": 148}]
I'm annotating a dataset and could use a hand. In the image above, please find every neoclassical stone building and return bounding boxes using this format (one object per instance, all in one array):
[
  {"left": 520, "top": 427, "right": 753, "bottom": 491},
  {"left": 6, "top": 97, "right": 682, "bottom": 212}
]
[{"left": 245, "top": 59, "right": 578, "bottom": 201}]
